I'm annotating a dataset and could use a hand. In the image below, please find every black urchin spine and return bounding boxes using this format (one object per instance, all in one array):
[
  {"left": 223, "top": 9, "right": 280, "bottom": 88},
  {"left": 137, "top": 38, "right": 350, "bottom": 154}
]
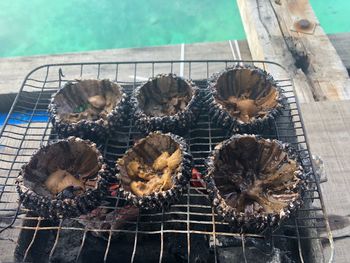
[
  {"left": 16, "top": 137, "right": 112, "bottom": 219},
  {"left": 132, "top": 74, "right": 204, "bottom": 135},
  {"left": 204, "top": 134, "right": 306, "bottom": 233},
  {"left": 205, "top": 65, "right": 286, "bottom": 134}
]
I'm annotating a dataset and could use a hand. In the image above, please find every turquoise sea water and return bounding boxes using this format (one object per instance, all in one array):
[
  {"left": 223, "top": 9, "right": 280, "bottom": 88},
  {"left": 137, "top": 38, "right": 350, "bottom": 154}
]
[
  {"left": 0, "top": 0, "right": 244, "bottom": 57},
  {"left": 310, "top": 0, "right": 350, "bottom": 35},
  {"left": 0, "top": 1, "right": 349, "bottom": 58}
]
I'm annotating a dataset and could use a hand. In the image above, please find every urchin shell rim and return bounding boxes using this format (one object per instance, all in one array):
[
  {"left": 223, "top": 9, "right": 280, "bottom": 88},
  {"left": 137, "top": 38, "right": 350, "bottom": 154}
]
[
  {"left": 205, "top": 65, "right": 286, "bottom": 133},
  {"left": 48, "top": 79, "right": 130, "bottom": 139},
  {"left": 116, "top": 131, "right": 193, "bottom": 210},
  {"left": 16, "top": 136, "right": 112, "bottom": 219},
  {"left": 132, "top": 73, "right": 203, "bottom": 135},
  {"left": 204, "top": 134, "right": 307, "bottom": 233}
]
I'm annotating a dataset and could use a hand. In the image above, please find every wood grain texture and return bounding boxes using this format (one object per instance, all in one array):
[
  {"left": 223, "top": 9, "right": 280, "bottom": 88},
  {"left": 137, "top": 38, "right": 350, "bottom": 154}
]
[
  {"left": 0, "top": 40, "right": 251, "bottom": 112},
  {"left": 0, "top": 122, "right": 50, "bottom": 262},
  {"left": 329, "top": 32, "right": 350, "bottom": 71},
  {"left": 237, "top": 0, "right": 350, "bottom": 102},
  {"left": 300, "top": 100, "right": 350, "bottom": 263}
]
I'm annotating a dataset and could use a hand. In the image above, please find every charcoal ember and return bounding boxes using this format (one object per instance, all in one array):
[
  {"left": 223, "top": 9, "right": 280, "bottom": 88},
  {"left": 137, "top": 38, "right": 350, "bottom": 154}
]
[
  {"left": 191, "top": 168, "right": 206, "bottom": 189},
  {"left": 132, "top": 73, "right": 203, "bottom": 135},
  {"left": 14, "top": 212, "right": 60, "bottom": 262},
  {"left": 164, "top": 234, "right": 213, "bottom": 262},
  {"left": 116, "top": 131, "right": 193, "bottom": 209},
  {"left": 15, "top": 215, "right": 212, "bottom": 263},
  {"left": 49, "top": 79, "right": 130, "bottom": 140},
  {"left": 204, "top": 134, "right": 306, "bottom": 233},
  {"left": 205, "top": 65, "right": 285, "bottom": 133},
  {"left": 217, "top": 246, "right": 291, "bottom": 263},
  {"left": 16, "top": 137, "right": 112, "bottom": 219},
  {"left": 78, "top": 204, "right": 139, "bottom": 240},
  {"left": 209, "top": 235, "right": 295, "bottom": 263}
]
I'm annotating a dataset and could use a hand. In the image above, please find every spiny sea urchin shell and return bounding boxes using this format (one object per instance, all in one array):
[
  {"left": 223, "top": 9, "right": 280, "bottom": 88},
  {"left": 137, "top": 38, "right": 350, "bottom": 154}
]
[
  {"left": 204, "top": 134, "right": 305, "bottom": 233},
  {"left": 116, "top": 131, "right": 193, "bottom": 209},
  {"left": 132, "top": 73, "right": 202, "bottom": 135},
  {"left": 16, "top": 137, "right": 112, "bottom": 219},
  {"left": 49, "top": 79, "right": 129, "bottom": 140},
  {"left": 205, "top": 65, "right": 285, "bottom": 133}
]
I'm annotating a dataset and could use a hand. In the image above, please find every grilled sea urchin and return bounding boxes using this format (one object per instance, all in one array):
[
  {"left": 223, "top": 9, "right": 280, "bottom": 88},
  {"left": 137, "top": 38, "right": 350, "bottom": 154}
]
[
  {"left": 132, "top": 73, "right": 202, "bottom": 135},
  {"left": 49, "top": 79, "right": 129, "bottom": 140},
  {"left": 16, "top": 137, "right": 111, "bottom": 219},
  {"left": 206, "top": 65, "right": 284, "bottom": 133},
  {"left": 116, "top": 132, "right": 193, "bottom": 209},
  {"left": 205, "top": 135, "right": 305, "bottom": 233}
]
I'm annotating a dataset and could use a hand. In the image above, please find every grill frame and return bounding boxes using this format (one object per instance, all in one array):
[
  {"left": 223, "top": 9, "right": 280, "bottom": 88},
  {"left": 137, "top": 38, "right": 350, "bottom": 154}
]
[{"left": 0, "top": 60, "right": 334, "bottom": 262}]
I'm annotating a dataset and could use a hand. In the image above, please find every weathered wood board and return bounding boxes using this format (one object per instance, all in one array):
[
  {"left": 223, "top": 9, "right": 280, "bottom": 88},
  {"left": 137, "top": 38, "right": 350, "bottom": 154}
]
[
  {"left": 329, "top": 32, "right": 350, "bottom": 72},
  {"left": 300, "top": 101, "right": 350, "bottom": 263},
  {"left": 237, "top": 0, "right": 350, "bottom": 103},
  {"left": 0, "top": 122, "right": 50, "bottom": 262},
  {"left": 0, "top": 40, "right": 250, "bottom": 112}
]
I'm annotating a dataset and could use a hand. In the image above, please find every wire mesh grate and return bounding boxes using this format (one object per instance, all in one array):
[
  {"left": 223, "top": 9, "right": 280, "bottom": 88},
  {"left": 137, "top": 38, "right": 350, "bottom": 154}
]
[{"left": 0, "top": 60, "right": 333, "bottom": 262}]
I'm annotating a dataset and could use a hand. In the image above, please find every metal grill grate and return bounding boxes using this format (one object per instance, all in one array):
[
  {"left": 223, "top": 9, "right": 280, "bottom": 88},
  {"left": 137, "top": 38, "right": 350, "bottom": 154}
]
[{"left": 0, "top": 60, "right": 333, "bottom": 262}]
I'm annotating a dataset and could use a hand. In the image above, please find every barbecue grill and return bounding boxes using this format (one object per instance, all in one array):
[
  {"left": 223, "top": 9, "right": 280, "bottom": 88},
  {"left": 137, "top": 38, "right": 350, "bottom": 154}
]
[{"left": 0, "top": 60, "right": 334, "bottom": 262}]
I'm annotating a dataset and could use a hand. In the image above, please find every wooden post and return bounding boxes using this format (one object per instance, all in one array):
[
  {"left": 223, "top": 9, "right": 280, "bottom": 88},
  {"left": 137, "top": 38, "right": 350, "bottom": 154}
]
[{"left": 237, "top": 0, "right": 350, "bottom": 103}]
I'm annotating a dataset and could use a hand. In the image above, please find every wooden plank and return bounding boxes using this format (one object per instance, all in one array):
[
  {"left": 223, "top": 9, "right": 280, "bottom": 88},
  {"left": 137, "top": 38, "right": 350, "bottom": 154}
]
[
  {"left": 329, "top": 32, "right": 350, "bottom": 71},
  {"left": 300, "top": 100, "right": 350, "bottom": 263},
  {"left": 0, "top": 45, "right": 182, "bottom": 112},
  {"left": 0, "top": 41, "right": 252, "bottom": 112},
  {"left": 184, "top": 40, "right": 252, "bottom": 79},
  {"left": 236, "top": 0, "right": 350, "bottom": 103},
  {"left": 0, "top": 122, "right": 50, "bottom": 263}
]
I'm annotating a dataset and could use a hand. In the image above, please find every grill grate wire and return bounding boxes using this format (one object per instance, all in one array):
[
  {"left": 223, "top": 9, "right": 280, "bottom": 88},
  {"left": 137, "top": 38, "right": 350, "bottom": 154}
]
[{"left": 0, "top": 60, "right": 334, "bottom": 262}]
